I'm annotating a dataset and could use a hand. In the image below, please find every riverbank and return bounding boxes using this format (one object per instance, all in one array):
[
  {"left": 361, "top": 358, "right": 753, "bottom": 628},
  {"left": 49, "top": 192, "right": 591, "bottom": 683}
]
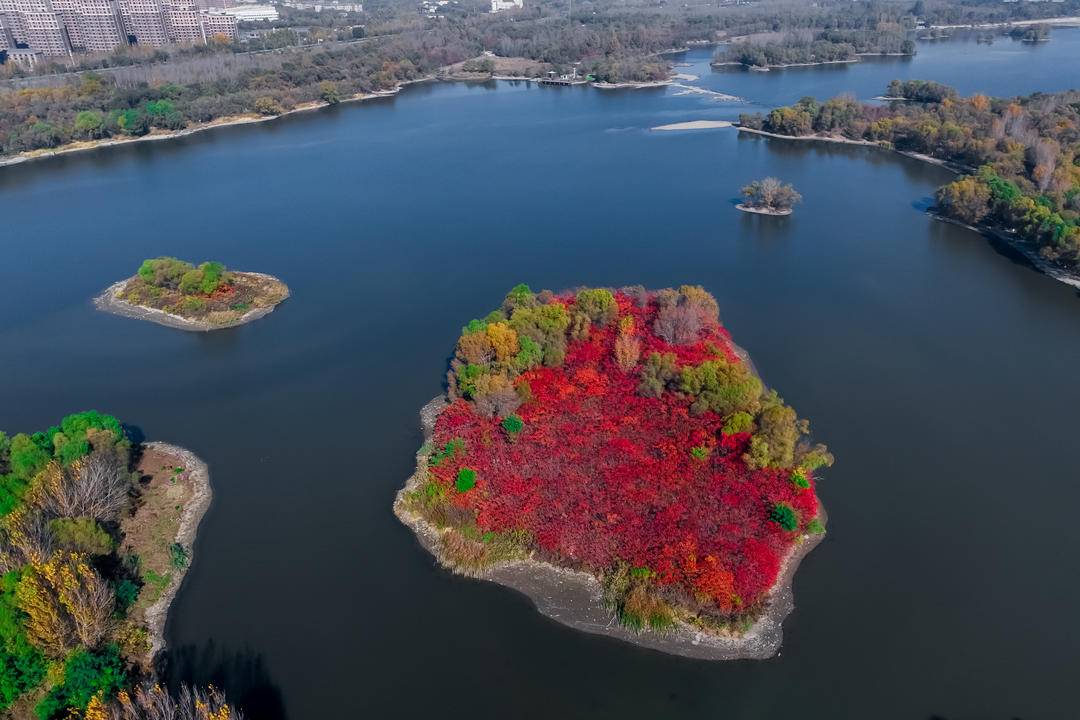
[
  {"left": 0, "top": 81, "right": 426, "bottom": 169},
  {"left": 737, "top": 125, "right": 1080, "bottom": 289},
  {"left": 126, "top": 443, "right": 213, "bottom": 668},
  {"left": 95, "top": 271, "right": 290, "bottom": 331},
  {"left": 394, "top": 395, "right": 826, "bottom": 661},
  {"left": 928, "top": 15, "right": 1080, "bottom": 30}
]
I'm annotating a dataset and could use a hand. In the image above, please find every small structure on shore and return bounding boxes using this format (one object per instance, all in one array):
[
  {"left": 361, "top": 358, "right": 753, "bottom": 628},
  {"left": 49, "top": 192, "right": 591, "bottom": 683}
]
[{"left": 737, "top": 177, "right": 802, "bottom": 216}]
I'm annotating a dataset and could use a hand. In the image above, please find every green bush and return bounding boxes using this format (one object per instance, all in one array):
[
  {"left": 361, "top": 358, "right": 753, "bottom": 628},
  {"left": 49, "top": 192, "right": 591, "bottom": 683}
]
[
  {"left": 113, "top": 579, "right": 139, "bottom": 614},
  {"left": 428, "top": 438, "right": 464, "bottom": 467},
  {"left": 501, "top": 414, "right": 524, "bottom": 435},
  {"left": 169, "top": 543, "right": 189, "bottom": 570},
  {"left": 790, "top": 469, "right": 810, "bottom": 490},
  {"left": 35, "top": 646, "right": 125, "bottom": 719},
  {"left": 575, "top": 288, "right": 617, "bottom": 326},
  {"left": 137, "top": 257, "right": 192, "bottom": 289},
  {"left": 638, "top": 352, "right": 678, "bottom": 398},
  {"left": 181, "top": 296, "right": 206, "bottom": 313},
  {"left": 690, "top": 446, "right": 709, "bottom": 461},
  {"left": 679, "top": 359, "right": 763, "bottom": 417},
  {"left": 0, "top": 571, "right": 46, "bottom": 712},
  {"left": 769, "top": 503, "right": 798, "bottom": 532},
  {"left": 50, "top": 517, "right": 114, "bottom": 556},
  {"left": 722, "top": 411, "right": 754, "bottom": 435},
  {"left": 806, "top": 518, "right": 825, "bottom": 534},
  {"left": 455, "top": 468, "right": 477, "bottom": 493}
]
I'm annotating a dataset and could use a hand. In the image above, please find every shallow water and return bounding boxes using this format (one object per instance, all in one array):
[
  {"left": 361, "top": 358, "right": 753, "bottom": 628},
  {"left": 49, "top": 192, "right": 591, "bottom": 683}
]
[{"left": 1, "top": 33, "right": 1078, "bottom": 720}]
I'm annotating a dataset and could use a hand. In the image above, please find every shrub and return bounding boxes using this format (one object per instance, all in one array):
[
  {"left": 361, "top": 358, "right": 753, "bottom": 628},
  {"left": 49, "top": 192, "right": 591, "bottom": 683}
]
[
  {"left": 769, "top": 503, "right": 798, "bottom": 532},
  {"left": 575, "top": 288, "right": 617, "bottom": 326},
  {"left": 722, "top": 411, "right": 754, "bottom": 435},
  {"left": 49, "top": 517, "right": 114, "bottom": 556},
  {"left": 514, "top": 336, "right": 543, "bottom": 372},
  {"left": 790, "top": 469, "right": 810, "bottom": 489},
  {"left": 34, "top": 645, "right": 125, "bottom": 719},
  {"left": 679, "top": 359, "right": 763, "bottom": 417},
  {"left": 806, "top": 518, "right": 825, "bottom": 534},
  {"left": 168, "top": 543, "right": 189, "bottom": 570},
  {"left": 429, "top": 438, "right": 464, "bottom": 467},
  {"left": 614, "top": 330, "right": 641, "bottom": 372},
  {"left": 638, "top": 352, "right": 678, "bottom": 398},
  {"left": 455, "top": 468, "right": 477, "bottom": 493},
  {"left": 746, "top": 396, "right": 806, "bottom": 468},
  {"left": 690, "top": 446, "right": 709, "bottom": 461},
  {"left": 180, "top": 296, "right": 206, "bottom": 313},
  {"left": 503, "top": 283, "right": 536, "bottom": 313},
  {"left": 136, "top": 258, "right": 191, "bottom": 289},
  {"left": 501, "top": 414, "right": 524, "bottom": 435}
]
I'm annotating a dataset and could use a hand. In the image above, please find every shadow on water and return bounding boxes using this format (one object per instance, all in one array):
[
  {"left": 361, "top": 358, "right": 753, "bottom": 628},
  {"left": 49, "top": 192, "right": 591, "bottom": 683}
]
[{"left": 165, "top": 642, "right": 288, "bottom": 720}]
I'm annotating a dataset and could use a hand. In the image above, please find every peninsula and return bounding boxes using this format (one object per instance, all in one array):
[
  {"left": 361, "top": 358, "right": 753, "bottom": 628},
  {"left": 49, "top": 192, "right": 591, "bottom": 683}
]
[
  {"left": 96, "top": 256, "right": 289, "bottom": 331},
  {"left": 395, "top": 285, "right": 831, "bottom": 660},
  {"left": 0, "top": 411, "right": 223, "bottom": 718}
]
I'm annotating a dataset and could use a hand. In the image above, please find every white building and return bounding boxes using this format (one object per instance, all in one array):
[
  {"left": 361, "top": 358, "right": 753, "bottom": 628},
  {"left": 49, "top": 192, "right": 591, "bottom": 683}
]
[
  {"left": 490, "top": 0, "right": 520, "bottom": 12},
  {"left": 220, "top": 3, "right": 275, "bottom": 21}
]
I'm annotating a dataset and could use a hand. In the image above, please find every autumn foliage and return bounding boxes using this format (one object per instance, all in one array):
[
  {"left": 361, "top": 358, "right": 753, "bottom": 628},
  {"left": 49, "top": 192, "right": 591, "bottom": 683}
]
[{"left": 415, "top": 286, "right": 830, "bottom": 630}]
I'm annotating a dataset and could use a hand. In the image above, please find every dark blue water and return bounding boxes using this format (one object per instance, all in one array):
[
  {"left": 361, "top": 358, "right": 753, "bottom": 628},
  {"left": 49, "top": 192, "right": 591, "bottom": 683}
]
[{"left": 1, "top": 34, "right": 1078, "bottom": 720}]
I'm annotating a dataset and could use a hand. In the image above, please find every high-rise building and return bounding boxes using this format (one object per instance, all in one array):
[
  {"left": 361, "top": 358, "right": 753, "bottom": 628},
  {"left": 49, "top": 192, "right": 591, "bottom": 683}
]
[{"left": 0, "top": 0, "right": 236, "bottom": 55}]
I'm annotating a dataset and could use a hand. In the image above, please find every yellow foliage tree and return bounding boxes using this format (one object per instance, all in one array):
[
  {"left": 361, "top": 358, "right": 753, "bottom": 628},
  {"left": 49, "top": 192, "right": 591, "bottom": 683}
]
[
  {"left": 16, "top": 551, "right": 114, "bottom": 658},
  {"left": 485, "top": 322, "right": 519, "bottom": 364}
]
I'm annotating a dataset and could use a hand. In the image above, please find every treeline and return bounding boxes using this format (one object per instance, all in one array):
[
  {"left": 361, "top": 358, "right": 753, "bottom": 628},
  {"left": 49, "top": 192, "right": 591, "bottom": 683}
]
[
  {"left": 913, "top": 0, "right": 1080, "bottom": 27},
  {"left": 739, "top": 84, "right": 1080, "bottom": 269},
  {"left": 0, "top": 33, "right": 448, "bottom": 155},
  {"left": 0, "top": 412, "right": 243, "bottom": 718},
  {"left": 717, "top": 28, "right": 914, "bottom": 68}
]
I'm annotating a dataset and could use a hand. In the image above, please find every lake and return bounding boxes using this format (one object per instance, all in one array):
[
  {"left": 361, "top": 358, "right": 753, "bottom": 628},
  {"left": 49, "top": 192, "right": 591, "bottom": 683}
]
[{"left": 1, "top": 31, "right": 1078, "bottom": 720}]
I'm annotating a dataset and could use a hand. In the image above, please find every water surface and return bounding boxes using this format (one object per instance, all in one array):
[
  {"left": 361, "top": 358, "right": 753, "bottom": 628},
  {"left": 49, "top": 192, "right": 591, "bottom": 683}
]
[{"left": 1, "top": 35, "right": 1077, "bottom": 720}]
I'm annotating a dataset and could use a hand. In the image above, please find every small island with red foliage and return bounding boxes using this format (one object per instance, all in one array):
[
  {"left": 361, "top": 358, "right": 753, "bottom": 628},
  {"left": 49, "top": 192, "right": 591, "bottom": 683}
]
[{"left": 395, "top": 284, "right": 832, "bottom": 660}]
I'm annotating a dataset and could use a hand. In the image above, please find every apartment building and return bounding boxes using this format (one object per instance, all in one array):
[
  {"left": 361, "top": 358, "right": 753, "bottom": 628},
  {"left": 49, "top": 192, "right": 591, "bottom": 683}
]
[{"left": 0, "top": 0, "right": 236, "bottom": 56}]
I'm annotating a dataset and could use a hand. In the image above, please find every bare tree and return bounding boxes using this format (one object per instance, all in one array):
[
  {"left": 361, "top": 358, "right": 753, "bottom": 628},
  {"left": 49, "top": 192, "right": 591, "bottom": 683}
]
[
  {"left": 0, "top": 507, "right": 55, "bottom": 571},
  {"left": 31, "top": 452, "right": 130, "bottom": 522},
  {"left": 741, "top": 177, "right": 802, "bottom": 211},
  {"left": 107, "top": 684, "right": 244, "bottom": 720}
]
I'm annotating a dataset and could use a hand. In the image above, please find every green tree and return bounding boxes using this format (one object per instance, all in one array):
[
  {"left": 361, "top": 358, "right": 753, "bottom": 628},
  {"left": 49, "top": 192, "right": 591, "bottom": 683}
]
[
  {"left": 35, "top": 646, "right": 125, "bottom": 719},
  {"left": 319, "top": 81, "right": 341, "bottom": 105},
  {"left": 73, "top": 111, "right": 104, "bottom": 139}
]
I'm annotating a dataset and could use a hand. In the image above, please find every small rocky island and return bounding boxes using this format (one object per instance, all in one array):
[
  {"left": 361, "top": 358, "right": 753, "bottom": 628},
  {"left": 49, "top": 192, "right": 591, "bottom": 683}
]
[
  {"left": 737, "top": 177, "right": 803, "bottom": 216},
  {"left": 0, "top": 411, "right": 218, "bottom": 718},
  {"left": 96, "top": 256, "right": 289, "bottom": 331},
  {"left": 395, "top": 285, "right": 832, "bottom": 660}
]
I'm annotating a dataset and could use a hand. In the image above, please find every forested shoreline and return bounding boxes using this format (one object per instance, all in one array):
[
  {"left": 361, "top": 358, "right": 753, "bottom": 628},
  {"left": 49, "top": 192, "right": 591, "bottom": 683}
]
[
  {"left": 4, "top": 0, "right": 1080, "bottom": 159},
  {"left": 0, "top": 413, "right": 240, "bottom": 718},
  {"left": 738, "top": 84, "right": 1080, "bottom": 272}
]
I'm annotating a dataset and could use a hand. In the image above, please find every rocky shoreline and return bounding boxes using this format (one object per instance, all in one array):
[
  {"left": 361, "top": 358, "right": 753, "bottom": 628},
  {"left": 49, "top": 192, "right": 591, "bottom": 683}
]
[
  {"left": 736, "top": 203, "right": 792, "bottom": 216},
  {"left": 139, "top": 442, "right": 213, "bottom": 667},
  {"left": 394, "top": 395, "right": 826, "bottom": 661},
  {"left": 94, "top": 271, "right": 290, "bottom": 331}
]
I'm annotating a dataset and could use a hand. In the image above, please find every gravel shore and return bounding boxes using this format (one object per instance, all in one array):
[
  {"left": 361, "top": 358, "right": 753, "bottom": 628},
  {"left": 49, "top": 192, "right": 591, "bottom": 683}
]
[{"left": 139, "top": 442, "right": 213, "bottom": 668}]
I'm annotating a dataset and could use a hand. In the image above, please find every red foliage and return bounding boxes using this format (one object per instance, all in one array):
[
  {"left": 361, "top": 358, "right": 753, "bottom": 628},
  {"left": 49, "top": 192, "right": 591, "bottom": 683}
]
[{"left": 429, "top": 291, "right": 819, "bottom": 613}]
